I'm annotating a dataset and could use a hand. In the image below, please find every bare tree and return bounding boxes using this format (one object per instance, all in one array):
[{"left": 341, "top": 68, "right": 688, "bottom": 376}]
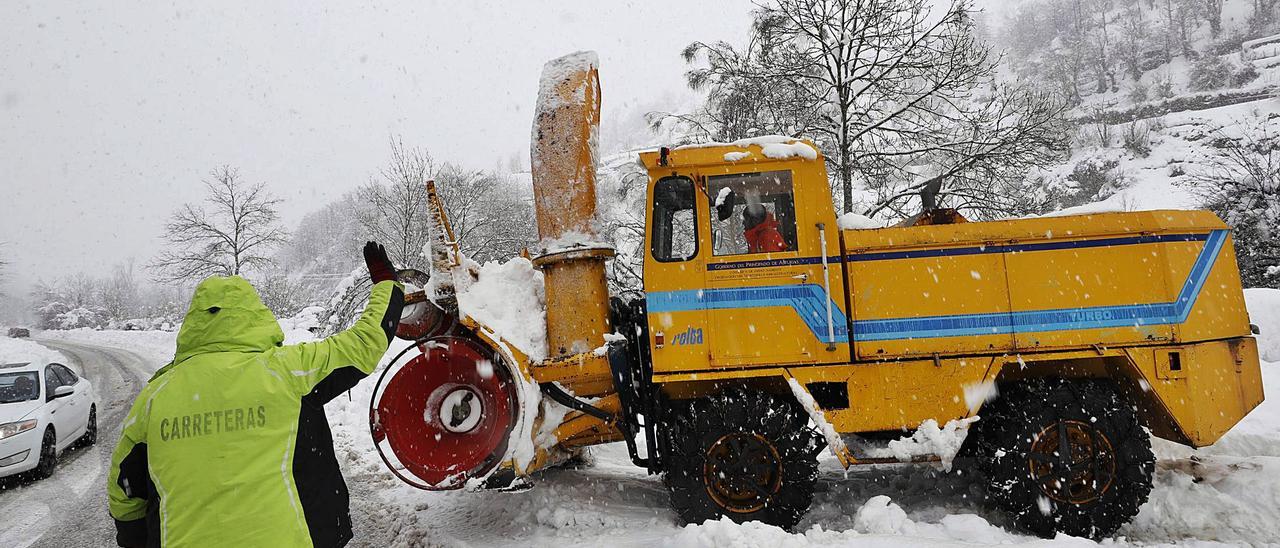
[
  {"left": 99, "top": 259, "right": 140, "bottom": 320},
  {"left": 434, "top": 164, "right": 537, "bottom": 264},
  {"left": 679, "top": 0, "right": 1070, "bottom": 218},
  {"left": 656, "top": 16, "right": 825, "bottom": 142},
  {"left": 1255, "top": 0, "right": 1280, "bottom": 29},
  {"left": 255, "top": 268, "right": 310, "bottom": 317},
  {"left": 1200, "top": 0, "right": 1224, "bottom": 37},
  {"left": 863, "top": 85, "right": 1071, "bottom": 219},
  {"left": 0, "top": 242, "right": 8, "bottom": 300},
  {"left": 1116, "top": 4, "right": 1151, "bottom": 82},
  {"left": 1090, "top": 0, "right": 1118, "bottom": 94},
  {"left": 356, "top": 139, "right": 434, "bottom": 270},
  {"left": 357, "top": 138, "right": 538, "bottom": 270},
  {"left": 1186, "top": 124, "right": 1280, "bottom": 287},
  {"left": 149, "top": 166, "right": 288, "bottom": 283},
  {"left": 278, "top": 192, "right": 368, "bottom": 305}
]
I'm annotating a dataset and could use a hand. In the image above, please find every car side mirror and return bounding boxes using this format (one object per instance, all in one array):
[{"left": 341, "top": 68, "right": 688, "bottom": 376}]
[{"left": 51, "top": 385, "right": 74, "bottom": 400}]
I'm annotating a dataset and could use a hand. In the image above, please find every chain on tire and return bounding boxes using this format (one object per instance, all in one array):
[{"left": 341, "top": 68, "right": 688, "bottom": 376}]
[
  {"left": 662, "top": 388, "right": 822, "bottom": 530},
  {"left": 972, "top": 378, "right": 1154, "bottom": 539}
]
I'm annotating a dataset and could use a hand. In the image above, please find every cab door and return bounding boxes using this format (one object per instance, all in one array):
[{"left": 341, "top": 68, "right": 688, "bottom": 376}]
[
  {"left": 702, "top": 168, "right": 850, "bottom": 368},
  {"left": 643, "top": 175, "right": 710, "bottom": 374}
]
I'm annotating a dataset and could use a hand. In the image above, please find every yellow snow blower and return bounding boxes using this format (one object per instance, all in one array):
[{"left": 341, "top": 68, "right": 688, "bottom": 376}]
[{"left": 368, "top": 51, "right": 1264, "bottom": 539}]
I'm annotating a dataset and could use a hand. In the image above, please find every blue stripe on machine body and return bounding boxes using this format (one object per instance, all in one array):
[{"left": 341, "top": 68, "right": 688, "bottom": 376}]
[
  {"left": 648, "top": 285, "right": 850, "bottom": 344},
  {"left": 648, "top": 230, "right": 1227, "bottom": 343},
  {"left": 704, "top": 232, "right": 1211, "bottom": 272},
  {"left": 845, "top": 232, "right": 1209, "bottom": 263}
]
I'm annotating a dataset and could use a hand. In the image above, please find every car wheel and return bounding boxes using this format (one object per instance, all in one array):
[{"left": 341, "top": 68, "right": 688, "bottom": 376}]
[
  {"left": 79, "top": 405, "right": 97, "bottom": 447},
  {"left": 35, "top": 428, "right": 57, "bottom": 479}
]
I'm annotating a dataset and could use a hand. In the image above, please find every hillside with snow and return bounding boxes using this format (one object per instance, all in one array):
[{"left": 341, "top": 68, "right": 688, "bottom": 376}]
[{"left": 991, "top": 0, "right": 1279, "bottom": 260}]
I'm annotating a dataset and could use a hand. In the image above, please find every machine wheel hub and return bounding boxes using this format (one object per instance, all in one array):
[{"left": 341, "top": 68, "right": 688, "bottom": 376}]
[
  {"left": 1028, "top": 419, "right": 1117, "bottom": 504},
  {"left": 703, "top": 432, "right": 784, "bottom": 513},
  {"left": 436, "top": 386, "right": 484, "bottom": 433}
]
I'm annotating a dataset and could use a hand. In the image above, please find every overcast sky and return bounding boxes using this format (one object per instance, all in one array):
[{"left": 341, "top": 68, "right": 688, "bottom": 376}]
[{"left": 0, "top": 1, "right": 753, "bottom": 296}]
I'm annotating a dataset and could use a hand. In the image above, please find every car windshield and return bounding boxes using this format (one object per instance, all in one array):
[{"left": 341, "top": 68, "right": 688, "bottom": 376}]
[{"left": 0, "top": 372, "right": 40, "bottom": 403}]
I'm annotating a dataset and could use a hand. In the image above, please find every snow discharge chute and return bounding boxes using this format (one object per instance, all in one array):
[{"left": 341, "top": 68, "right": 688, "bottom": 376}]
[{"left": 370, "top": 51, "right": 609, "bottom": 489}]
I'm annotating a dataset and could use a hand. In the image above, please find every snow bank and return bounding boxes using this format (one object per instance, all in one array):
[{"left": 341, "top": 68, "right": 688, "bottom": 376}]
[
  {"left": 279, "top": 305, "right": 327, "bottom": 344},
  {"left": 674, "top": 496, "right": 1095, "bottom": 547},
  {"left": 40, "top": 329, "right": 176, "bottom": 371},
  {"left": 41, "top": 305, "right": 329, "bottom": 370},
  {"left": 1128, "top": 451, "right": 1280, "bottom": 545},
  {"left": 456, "top": 257, "right": 549, "bottom": 361},
  {"left": 0, "top": 337, "right": 67, "bottom": 369},
  {"left": 1245, "top": 288, "right": 1280, "bottom": 361},
  {"left": 673, "top": 516, "right": 860, "bottom": 547},
  {"left": 853, "top": 495, "right": 915, "bottom": 535}
]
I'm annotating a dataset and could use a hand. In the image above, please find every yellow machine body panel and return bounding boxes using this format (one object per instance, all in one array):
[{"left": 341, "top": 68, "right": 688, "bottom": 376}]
[
  {"left": 635, "top": 139, "right": 1262, "bottom": 450},
  {"left": 842, "top": 210, "right": 1250, "bottom": 358}
]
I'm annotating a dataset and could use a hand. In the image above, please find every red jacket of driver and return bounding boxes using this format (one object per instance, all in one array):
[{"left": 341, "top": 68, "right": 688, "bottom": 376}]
[{"left": 744, "top": 208, "right": 788, "bottom": 253}]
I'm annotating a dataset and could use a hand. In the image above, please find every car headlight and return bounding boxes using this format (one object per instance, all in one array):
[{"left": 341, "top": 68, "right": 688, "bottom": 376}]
[{"left": 0, "top": 420, "right": 37, "bottom": 440}]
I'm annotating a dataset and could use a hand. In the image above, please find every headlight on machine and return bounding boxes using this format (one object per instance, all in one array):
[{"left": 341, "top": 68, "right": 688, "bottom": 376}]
[{"left": 0, "top": 420, "right": 37, "bottom": 440}]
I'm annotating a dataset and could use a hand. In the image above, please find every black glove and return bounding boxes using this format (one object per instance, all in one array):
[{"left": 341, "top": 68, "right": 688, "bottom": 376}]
[
  {"left": 363, "top": 242, "right": 397, "bottom": 284},
  {"left": 114, "top": 518, "right": 147, "bottom": 548}
]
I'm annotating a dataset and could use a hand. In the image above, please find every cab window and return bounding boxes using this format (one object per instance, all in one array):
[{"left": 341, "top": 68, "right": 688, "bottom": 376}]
[
  {"left": 651, "top": 176, "right": 698, "bottom": 262},
  {"left": 708, "top": 170, "right": 798, "bottom": 256}
]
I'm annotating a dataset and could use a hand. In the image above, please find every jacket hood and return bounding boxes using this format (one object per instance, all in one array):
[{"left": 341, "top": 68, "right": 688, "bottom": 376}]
[{"left": 171, "top": 276, "right": 284, "bottom": 366}]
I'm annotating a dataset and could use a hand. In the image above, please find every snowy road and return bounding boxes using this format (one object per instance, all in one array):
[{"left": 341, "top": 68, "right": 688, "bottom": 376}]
[{"left": 0, "top": 340, "right": 152, "bottom": 548}]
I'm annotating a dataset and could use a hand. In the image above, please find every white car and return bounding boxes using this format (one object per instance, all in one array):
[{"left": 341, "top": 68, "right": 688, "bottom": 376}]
[{"left": 0, "top": 361, "right": 97, "bottom": 479}]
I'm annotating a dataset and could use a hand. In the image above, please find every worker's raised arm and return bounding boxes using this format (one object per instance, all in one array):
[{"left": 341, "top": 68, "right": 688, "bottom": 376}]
[
  {"left": 272, "top": 242, "right": 404, "bottom": 395},
  {"left": 108, "top": 380, "right": 162, "bottom": 548}
]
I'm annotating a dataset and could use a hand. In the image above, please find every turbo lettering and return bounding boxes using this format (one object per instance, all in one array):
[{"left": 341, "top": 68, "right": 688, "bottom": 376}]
[{"left": 159, "top": 405, "right": 267, "bottom": 441}]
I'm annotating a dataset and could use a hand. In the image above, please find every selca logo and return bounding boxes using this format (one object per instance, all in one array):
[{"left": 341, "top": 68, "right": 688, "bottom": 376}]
[{"left": 673, "top": 327, "right": 704, "bottom": 345}]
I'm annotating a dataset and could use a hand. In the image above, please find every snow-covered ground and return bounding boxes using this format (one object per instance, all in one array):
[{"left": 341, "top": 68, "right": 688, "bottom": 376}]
[
  {"left": 1042, "top": 98, "right": 1280, "bottom": 220},
  {"left": 27, "top": 288, "right": 1279, "bottom": 547},
  {"left": 0, "top": 337, "right": 68, "bottom": 371}
]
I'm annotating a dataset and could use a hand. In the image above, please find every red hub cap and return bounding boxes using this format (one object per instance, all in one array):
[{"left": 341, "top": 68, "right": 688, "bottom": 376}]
[{"left": 371, "top": 337, "right": 516, "bottom": 489}]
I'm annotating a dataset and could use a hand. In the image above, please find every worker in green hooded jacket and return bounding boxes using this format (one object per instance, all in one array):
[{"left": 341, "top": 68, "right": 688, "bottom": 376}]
[{"left": 107, "top": 242, "right": 404, "bottom": 548}]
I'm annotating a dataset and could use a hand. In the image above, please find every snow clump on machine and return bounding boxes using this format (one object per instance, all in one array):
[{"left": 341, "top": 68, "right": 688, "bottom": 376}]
[{"left": 455, "top": 257, "right": 548, "bottom": 361}]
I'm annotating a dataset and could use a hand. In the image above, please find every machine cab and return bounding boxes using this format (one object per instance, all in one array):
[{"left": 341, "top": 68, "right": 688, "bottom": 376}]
[{"left": 638, "top": 139, "right": 849, "bottom": 375}]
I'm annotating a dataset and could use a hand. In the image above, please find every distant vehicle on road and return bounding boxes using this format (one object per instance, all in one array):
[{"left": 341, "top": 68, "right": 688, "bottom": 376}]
[
  {"left": 0, "top": 361, "right": 97, "bottom": 479},
  {"left": 7, "top": 328, "right": 30, "bottom": 338}
]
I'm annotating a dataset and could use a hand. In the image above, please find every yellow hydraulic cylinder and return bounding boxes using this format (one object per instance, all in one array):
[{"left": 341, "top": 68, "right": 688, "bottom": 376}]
[{"left": 530, "top": 51, "right": 614, "bottom": 358}]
